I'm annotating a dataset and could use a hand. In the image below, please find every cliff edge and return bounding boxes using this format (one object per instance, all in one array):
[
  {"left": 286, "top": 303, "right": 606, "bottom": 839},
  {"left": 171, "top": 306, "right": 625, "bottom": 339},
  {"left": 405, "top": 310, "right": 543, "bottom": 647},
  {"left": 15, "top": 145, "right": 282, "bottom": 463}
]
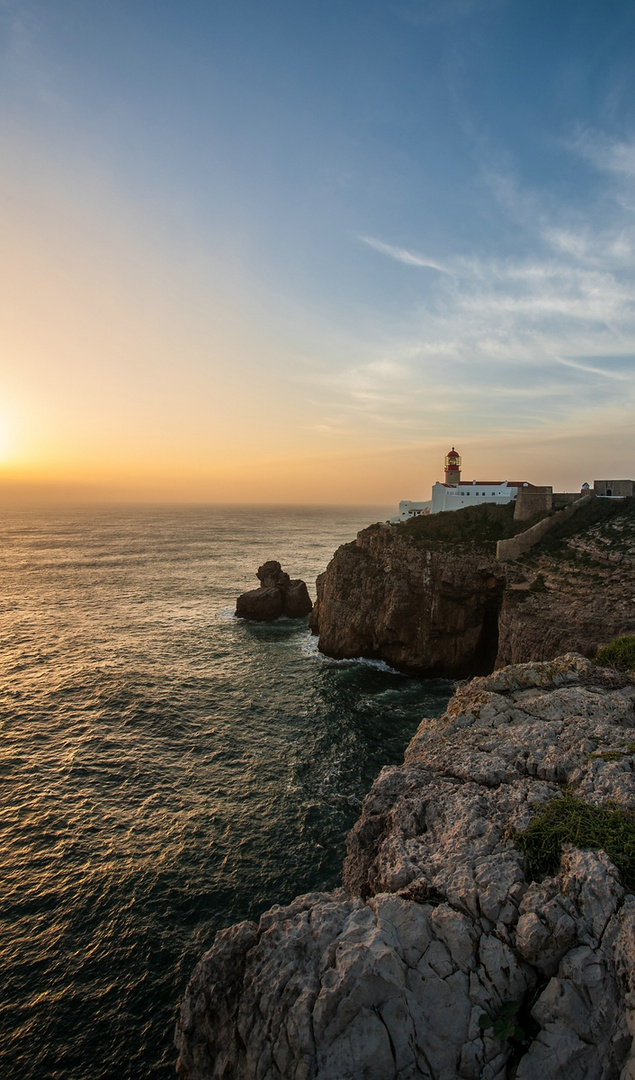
[
  {"left": 310, "top": 516, "right": 508, "bottom": 677},
  {"left": 496, "top": 497, "right": 635, "bottom": 666},
  {"left": 176, "top": 654, "right": 635, "bottom": 1080},
  {"left": 310, "top": 498, "right": 635, "bottom": 674}
]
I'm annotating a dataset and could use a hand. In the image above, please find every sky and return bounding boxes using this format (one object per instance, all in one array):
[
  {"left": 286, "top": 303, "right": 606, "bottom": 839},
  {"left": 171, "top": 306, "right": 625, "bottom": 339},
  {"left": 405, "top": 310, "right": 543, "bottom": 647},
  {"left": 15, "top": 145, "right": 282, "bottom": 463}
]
[{"left": 1, "top": 0, "right": 635, "bottom": 504}]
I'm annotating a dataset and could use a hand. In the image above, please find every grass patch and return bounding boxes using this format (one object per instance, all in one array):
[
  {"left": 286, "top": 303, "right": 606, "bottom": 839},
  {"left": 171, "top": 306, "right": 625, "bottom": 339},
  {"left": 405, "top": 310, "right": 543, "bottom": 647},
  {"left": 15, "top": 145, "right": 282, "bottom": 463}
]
[
  {"left": 399, "top": 502, "right": 531, "bottom": 549},
  {"left": 478, "top": 1000, "right": 525, "bottom": 1043},
  {"left": 595, "top": 636, "right": 635, "bottom": 673},
  {"left": 589, "top": 743, "right": 635, "bottom": 761},
  {"left": 513, "top": 794, "right": 635, "bottom": 890}
]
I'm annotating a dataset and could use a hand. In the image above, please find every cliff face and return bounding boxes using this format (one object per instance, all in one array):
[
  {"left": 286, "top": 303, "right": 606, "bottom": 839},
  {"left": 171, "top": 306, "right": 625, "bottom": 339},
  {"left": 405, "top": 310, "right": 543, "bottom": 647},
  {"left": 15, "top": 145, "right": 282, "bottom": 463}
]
[
  {"left": 496, "top": 584, "right": 635, "bottom": 668},
  {"left": 496, "top": 498, "right": 635, "bottom": 667},
  {"left": 311, "top": 499, "right": 635, "bottom": 675},
  {"left": 175, "top": 655, "right": 635, "bottom": 1080},
  {"left": 310, "top": 523, "right": 506, "bottom": 677}
]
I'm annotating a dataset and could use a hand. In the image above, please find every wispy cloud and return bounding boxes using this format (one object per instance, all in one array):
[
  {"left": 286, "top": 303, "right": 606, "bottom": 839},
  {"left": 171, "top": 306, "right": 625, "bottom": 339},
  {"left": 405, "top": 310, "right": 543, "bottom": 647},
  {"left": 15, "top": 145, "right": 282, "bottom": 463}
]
[
  {"left": 325, "top": 135, "right": 635, "bottom": 443},
  {"left": 556, "top": 357, "right": 629, "bottom": 380},
  {"left": 360, "top": 235, "right": 449, "bottom": 272},
  {"left": 572, "top": 130, "right": 635, "bottom": 180}
]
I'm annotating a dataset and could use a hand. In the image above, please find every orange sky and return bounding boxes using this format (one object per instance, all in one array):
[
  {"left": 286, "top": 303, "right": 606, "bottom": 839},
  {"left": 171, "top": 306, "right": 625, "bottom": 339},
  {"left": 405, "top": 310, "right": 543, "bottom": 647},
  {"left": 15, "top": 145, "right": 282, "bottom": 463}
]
[{"left": 2, "top": 6, "right": 635, "bottom": 506}]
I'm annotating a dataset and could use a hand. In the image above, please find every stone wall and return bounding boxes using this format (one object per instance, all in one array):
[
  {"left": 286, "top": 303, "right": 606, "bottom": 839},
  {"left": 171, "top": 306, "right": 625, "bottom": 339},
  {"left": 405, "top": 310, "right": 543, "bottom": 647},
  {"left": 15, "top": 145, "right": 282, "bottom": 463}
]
[
  {"left": 513, "top": 490, "right": 553, "bottom": 522},
  {"left": 496, "top": 493, "right": 593, "bottom": 562},
  {"left": 552, "top": 492, "right": 584, "bottom": 510}
]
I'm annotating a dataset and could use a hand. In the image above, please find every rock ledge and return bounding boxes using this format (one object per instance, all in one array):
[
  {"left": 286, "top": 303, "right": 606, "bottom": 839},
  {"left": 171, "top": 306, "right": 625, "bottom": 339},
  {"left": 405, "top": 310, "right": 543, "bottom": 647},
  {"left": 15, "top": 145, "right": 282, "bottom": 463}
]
[{"left": 176, "top": 655, "right": 635, "bottom": 1080}]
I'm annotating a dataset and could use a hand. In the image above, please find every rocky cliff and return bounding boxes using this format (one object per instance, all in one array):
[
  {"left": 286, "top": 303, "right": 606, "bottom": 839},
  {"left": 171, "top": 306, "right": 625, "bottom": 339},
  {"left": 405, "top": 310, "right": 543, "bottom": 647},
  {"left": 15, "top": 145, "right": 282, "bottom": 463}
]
[
  {"left": 310, "top": 522, "right": 506, "bottom": 677},
  {"left": 496, "top": 497, "right": 635, "bottom": 666},
  {"left": 311, "top": 498, "right": 635, "bottom": 674},
  {"left": 175, "top": 654, "right": 635, "bottom": 1080}
]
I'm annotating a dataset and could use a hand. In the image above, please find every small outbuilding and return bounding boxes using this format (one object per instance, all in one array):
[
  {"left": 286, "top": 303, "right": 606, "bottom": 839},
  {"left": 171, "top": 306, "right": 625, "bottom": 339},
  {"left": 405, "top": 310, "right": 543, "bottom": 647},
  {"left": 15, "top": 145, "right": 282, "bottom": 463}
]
[{"left": 594, "top": 480, "right": 635, "bottom": 497}]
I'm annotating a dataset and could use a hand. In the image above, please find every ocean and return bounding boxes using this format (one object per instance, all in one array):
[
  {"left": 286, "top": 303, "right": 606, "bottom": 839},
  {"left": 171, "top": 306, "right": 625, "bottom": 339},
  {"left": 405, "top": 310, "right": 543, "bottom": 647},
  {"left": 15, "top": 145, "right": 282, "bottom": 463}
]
[{"left": 0, "top": 505, "right": 454, "bottom": 1079}]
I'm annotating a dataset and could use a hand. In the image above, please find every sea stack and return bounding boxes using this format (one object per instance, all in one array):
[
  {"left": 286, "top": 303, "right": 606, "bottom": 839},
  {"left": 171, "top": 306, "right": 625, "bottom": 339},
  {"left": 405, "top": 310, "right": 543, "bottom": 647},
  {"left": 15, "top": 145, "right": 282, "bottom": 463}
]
[{"left": 235, "top": 561, "right": 313, "bottom": 621}]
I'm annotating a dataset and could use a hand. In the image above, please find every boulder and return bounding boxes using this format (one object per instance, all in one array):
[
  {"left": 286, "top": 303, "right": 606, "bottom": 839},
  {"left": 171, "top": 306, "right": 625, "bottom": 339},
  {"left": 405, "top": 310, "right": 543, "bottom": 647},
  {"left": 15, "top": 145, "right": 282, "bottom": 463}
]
[
  {"left": 256, "top": 561, "right": 291, "bottom": 590},
  {"left": 283, "top": 579, "right": 313, "bottom": 618},
  {"left": 235, "top": 586, "right": 283, "bottom": 621},
  {"left": 235, "top": 561, "right": 312, "bottom": 621}
]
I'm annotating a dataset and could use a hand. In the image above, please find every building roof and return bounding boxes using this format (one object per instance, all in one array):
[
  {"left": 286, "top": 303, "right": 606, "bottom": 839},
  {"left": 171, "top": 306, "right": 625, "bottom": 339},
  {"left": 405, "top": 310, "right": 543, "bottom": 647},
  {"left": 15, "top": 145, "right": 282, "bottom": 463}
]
[{"left": 438, "top": 481, "right": 512, "bottom": 488}]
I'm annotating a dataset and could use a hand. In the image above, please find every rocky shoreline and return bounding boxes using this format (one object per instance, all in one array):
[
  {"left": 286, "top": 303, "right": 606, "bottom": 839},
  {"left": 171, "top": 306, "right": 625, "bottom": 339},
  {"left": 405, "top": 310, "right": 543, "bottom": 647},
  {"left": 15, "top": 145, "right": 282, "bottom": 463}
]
[{"left": 176, "top": 654, "right": 635, "bottom": 1080}]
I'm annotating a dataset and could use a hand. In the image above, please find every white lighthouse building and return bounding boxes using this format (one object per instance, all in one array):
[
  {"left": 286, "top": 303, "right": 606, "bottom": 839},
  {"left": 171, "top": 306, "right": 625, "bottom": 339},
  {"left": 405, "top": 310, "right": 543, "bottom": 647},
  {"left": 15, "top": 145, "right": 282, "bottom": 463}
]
[{"left": 391, "top": 447, "right": 544, "bottom": 521}]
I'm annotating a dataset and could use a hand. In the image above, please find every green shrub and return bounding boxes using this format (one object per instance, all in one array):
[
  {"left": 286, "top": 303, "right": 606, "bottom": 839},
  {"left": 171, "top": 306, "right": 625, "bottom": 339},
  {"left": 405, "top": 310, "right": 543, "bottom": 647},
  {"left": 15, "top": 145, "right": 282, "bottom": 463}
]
[
  {"left": 400, "top": 502, "right": 526, "bottom": 548},
  {"left": 532, "top": 495, "right": 635, "bottom": 559},
  {"left": 478, "top": 1000, "right": 525, "bottom": 1043},
  {"left": 513, "top": 794, "right": 635, "bottom": 890},
  {"left": 595, "top": 636, "right": 635, "bottom": 672}
]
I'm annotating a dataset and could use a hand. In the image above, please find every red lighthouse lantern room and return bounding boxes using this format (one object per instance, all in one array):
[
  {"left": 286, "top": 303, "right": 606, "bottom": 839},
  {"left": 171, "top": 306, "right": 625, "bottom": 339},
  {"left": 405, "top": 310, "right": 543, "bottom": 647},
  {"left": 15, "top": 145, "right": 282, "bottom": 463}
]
[{"left": 444, "top": 447, "right": 461, "bottom": 486}]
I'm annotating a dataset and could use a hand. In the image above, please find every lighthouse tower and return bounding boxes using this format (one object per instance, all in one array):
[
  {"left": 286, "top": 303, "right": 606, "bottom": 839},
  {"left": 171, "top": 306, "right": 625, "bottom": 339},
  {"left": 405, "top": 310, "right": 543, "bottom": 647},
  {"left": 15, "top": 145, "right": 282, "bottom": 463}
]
[{"left": 444, "top": 447, "right": 461, "bottom": 486}]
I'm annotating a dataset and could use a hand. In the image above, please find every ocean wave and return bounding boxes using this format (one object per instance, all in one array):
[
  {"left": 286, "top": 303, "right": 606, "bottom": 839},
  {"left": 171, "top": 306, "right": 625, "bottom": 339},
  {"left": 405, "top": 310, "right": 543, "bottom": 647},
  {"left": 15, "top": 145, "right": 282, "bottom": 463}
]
[{"left": 299, "top": 633, "right": 405, "bottom": 674}]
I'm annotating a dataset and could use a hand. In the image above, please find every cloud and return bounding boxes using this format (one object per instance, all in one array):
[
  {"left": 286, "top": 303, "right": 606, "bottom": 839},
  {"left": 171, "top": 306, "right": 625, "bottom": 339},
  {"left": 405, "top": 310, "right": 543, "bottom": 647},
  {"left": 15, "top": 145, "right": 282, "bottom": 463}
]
[
  {"left": 556, "top": 357, "right": 630, "bottom": 380},
  {"left": 572, "top": 130, "right": 635, "bottom": 180},
  {"left": 360, "top": 235, "right": 449, "bottom": 272},
  {"left": 330, "top": 135, "right": 635, "bottom": 443}
]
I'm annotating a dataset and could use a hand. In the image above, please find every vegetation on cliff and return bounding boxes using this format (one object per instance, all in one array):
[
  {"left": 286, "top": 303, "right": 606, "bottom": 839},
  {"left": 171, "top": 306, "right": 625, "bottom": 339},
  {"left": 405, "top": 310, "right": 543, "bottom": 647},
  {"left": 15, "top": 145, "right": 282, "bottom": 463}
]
[
  {"left": 496, "top": 498, "right": 635, "bottom": 668},
  {"left": 398, "top": 501, "right": 533, "bottom": 549},
  {"left": 595, "top": 635, "right": 635, "bottom": 672},
  {"left": 395, "top": 495, "right": 635, "bottom": 564},
  {"left": 315, "top": 495, "right": 635, "bottom": 676},
  {"left": 528, "top": 495, "right": 635, "bottom": 563},
  {"left": 514, "top": 793, "right": 635, "bottom": 891}
]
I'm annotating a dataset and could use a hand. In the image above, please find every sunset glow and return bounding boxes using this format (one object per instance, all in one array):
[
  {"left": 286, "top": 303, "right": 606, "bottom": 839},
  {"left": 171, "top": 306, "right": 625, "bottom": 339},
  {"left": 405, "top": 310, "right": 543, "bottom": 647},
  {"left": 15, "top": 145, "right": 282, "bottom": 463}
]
[{"left": 1, "top": 1, "right": 634, "bottom": 504}]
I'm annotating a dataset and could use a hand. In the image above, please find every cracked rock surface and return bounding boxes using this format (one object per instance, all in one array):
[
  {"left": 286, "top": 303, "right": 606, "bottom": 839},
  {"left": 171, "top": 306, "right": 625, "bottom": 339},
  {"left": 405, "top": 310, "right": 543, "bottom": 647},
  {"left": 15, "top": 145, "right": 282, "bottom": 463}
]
[{"left": 176, "top": 654, "right": 635, "bottom": 1080}]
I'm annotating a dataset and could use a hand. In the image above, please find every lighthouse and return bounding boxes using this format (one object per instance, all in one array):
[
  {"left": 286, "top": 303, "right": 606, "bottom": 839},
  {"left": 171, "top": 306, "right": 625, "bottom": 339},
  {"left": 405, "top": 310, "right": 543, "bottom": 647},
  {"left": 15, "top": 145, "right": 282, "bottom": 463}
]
[
  {"left": 390, "top": 446, "right": 549, "bottom": 521},
  {"left": 444, "top": 447, "right": 461, "bottom": 486}
]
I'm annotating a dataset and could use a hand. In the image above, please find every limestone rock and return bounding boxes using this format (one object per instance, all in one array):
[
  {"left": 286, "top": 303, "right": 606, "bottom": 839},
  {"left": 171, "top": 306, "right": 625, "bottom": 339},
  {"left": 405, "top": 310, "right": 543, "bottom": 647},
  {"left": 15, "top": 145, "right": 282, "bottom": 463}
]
[
  {"left": 236, "top": 561, "right": 312, "bottom": 621},
  {"left": 176, "top": 655, "right": 635, "bottom": 1080},
  {"left": 283, "top": 579, "right": 314, "bottom": 618},
  {"left": 257, "top": 561, "right": 291, "bottom": 590},
  {"left": 495, "top": 500, "right": 635, "bottom": 667},
  {"left": 311, "top": 523, "right": 506, "bottom": 676}
]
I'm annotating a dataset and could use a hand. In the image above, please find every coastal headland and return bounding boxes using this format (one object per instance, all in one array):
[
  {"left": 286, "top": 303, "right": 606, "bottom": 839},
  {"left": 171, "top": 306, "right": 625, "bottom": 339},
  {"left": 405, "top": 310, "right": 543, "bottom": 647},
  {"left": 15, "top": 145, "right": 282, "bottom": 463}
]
[
  {"left": 312, "top": 496, "right": 635, "bottom": 676},
  {"left": 177, "top": 498, "right": 635, "bottom": 1079}
]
